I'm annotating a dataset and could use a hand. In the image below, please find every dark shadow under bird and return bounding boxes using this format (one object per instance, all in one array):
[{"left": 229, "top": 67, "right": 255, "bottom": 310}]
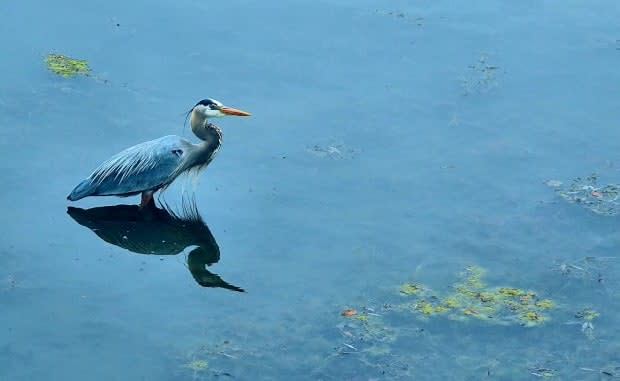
[
  {"left": 67, "top": 198, "right": 244, "bottom": 292},
  {"left": 67, "top": 98, "right": 250, "bottom": 207}
]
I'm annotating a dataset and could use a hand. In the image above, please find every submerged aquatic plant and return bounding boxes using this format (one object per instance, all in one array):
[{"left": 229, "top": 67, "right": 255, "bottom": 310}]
[
  {"left": 529, "top": 366, "right": 557, "bottom": 378},
  {"left": 574, "top": 308, "right": 600, "bottom": 339},
  {"left": 550, "top": 174, "right": 620, "bottom": 216},
  {"left": 550, "top": 255, "right": 617, "bottom": 285},
  {"left": 461, "top": 53, "right": 501, "bottom": 95},
  {"left": 335, "top": 308, "right": 397, "bottom": 366},
  {"left": 575, "top": 309, "right": 599, "bottom": 321}
]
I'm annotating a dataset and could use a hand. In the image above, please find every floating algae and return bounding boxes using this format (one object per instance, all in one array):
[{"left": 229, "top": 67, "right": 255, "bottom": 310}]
[
  {"left": 399, "top": 282, "right": 423, "bottom": 295},
  {"left": 575, "top": 308, "right": 600, "bottom": 339},
  {"left": 43, "top": 52, "right": 141, "bottom": 92},
  {"left": 185, "top": 359, "right": 209, "bottom": 371},
  {"left": 535, "top": 299, "right": 555, "bottom": 309},
  {"left": 44, "top": 53, "right": 90, "bottom": 77},
  {"left": 549, "top": 174, "right": 620, "bottom": 216},
  {"left": 394, "top": 265, "right": 556, "bottom": 326},
  {"left": 337, "top": 309, "right": 396, "bottom": 351},
  {"left": 575, "top": 309, "right": 599, "bottom": 321},
  {"left": 415, "top": 300, "right": 437, "bottom": 315},
  {"left": 462, "top": 265, "right": 486, "bottom": 288},
  {"left": 520, "top": 310, "right": 545, "bottom": 327},
  {"left": 498, "top": 287, "right": 525, "bottom": 297},
  {"left": 352, "top": 312, "right": 369, "bottom": 321}
]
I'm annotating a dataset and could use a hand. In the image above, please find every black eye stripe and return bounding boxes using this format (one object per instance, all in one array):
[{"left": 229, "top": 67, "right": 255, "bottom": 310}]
[{"left": 196, "top": 99, "right": 219, "bottom": 107}]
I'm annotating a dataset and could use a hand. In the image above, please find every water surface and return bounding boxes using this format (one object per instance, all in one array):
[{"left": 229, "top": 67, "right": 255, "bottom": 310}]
[{"left": 1, "top": 1, "right": 620, "bottom": 380}]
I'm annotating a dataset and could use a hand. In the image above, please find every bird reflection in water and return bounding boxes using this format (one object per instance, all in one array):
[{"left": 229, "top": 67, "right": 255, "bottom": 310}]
[{"left": 67, "top": 199, "right": 244, "bottom": 292}]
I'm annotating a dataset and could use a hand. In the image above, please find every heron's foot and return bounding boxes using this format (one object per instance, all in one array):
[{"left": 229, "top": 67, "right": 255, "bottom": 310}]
[{"left": 139, "top": 191, "right": 155, "bottom": 209}]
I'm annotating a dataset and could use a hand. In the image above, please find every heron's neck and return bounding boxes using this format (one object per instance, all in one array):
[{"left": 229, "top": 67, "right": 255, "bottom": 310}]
[
  {"left": 190, "top": 110, "right": 211, "bottom": 141},
  {"left": 189, "top": 110, "right": 222, "bottom": 161}
]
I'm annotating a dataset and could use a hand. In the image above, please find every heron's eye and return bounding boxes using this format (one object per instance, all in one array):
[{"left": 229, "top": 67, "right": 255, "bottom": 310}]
[{"left": 209, "top": 104, "right": 220, "bottom": 110}]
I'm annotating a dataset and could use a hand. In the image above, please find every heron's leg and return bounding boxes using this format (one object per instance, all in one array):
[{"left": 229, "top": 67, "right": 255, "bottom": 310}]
[{"left": 140, "top": 191, "right": 155, "bottom": 209}]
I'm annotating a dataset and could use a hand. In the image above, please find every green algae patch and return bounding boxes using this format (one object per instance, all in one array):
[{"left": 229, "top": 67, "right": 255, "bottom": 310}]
[
  {"left": 443, "top": 295, "right": 460, "bottom": 308},
  {"left": 535, "top": 299, "right": 555, "bottom": 309},
  {"left": 44, "top": 53, "right": 90, "bottom": 77},
  {"left": 433, "top": 304, "right": 448, "bottom": 314},
  {"left": 393, "top": 265, "right": 556, "bottom": 327},
  {"left": 397, "top": 299, "right": 449, "bottom": 318},
  {"left": 185, "top": 359, "right": 208, "bottom": 371},
  {"left": 498, "top": 287, "right": 525, "bottom": 297},
  {"left": 520, "top": 310, "right": 545, "bottom": 327},
  {"left": 477, "top": 291, "right": 496, "bottom": 303},
  {"left": 415, "top": 300, "right": 436, "bottom": 315},
  {"left": 575, "top": 309, "right": 599, "bottom": 321},
  {"left": 575, "top": 309, "right": 599, "bottom": 339},
  {"left": 462, "top": 265, "right": 486, "bottom": 289},
  {"left": 399, "top": 282, "right": 423, "bottom": 295}
]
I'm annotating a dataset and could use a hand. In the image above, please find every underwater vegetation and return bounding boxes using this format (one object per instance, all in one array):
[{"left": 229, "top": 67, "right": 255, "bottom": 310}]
[
  {"left": 391, "top": 265, "right": 556, "bottom": 327},
  {"left": 44, "top": 53, "right": 90, "bottom": 77},
  {"left": 575, "top": 308, "right": 600, "bottom": 340},
  {"left": 325, "top": 266, "right": 559, "bottom": 378},
  {"left": 171, "top": 255, "right": 615, "bottom": 381},
  {"left": 460, "top": 53, "right": 501, "bottom": 95},
  {"left": 322, "top": 264, "right": 615, "bottom": 379},
  {"left": 547, "top": 174, "right": 620, "bottom": 216},
  {"left": 306, "top": 141, "right": 359, "bottom": 160},
  {"left": 177, "top": 341, "right": 241, "bottom": 380}
]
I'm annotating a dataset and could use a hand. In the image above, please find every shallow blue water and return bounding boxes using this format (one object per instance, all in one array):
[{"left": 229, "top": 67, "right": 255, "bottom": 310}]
[{"left": 1, "top": 1, "right": 620, "bottom": 380}]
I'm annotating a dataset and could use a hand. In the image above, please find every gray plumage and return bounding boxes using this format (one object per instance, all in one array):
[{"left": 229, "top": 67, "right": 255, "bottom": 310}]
[
  {"left": 67, "top": 98, "right": 249, "bottom": 205},
  {"left": 68, "top": 134, "right": 212, "bottom": 200}
]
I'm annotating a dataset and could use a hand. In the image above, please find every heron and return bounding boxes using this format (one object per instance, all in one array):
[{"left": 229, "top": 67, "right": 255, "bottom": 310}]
[{"left": 67, "top": 98, "right": 251, "bottom": 207}]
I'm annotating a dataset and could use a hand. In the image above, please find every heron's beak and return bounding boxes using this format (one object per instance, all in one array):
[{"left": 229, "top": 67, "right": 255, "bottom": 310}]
[{"left": 220, "top": 106, "right": 251, "bottom": 116}]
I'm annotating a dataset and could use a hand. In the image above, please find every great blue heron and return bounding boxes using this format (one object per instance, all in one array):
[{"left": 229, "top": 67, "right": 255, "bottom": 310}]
[{"left": 67, "top": 98, "right": 250, "bottom": 207}]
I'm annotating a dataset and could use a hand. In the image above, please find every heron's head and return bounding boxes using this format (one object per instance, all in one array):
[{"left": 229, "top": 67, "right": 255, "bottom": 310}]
[{"left": 192, "top": 98, "right": 251, "bottom": 119}]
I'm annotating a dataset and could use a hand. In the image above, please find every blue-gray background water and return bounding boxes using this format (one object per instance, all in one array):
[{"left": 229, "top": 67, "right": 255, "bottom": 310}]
[{"left": 1, "top": 1, "right": 620, "bottom": 380}]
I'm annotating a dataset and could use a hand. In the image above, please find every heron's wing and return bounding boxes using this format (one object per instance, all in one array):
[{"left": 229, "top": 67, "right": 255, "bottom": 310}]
[{"left": 70, "top": 135, "right": 190, "bottom": 199}]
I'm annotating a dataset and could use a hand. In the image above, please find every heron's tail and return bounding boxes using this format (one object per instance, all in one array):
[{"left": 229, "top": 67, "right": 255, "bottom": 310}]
[{"left": 67, "top": 179, "right": 95, "bottom": 201}]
